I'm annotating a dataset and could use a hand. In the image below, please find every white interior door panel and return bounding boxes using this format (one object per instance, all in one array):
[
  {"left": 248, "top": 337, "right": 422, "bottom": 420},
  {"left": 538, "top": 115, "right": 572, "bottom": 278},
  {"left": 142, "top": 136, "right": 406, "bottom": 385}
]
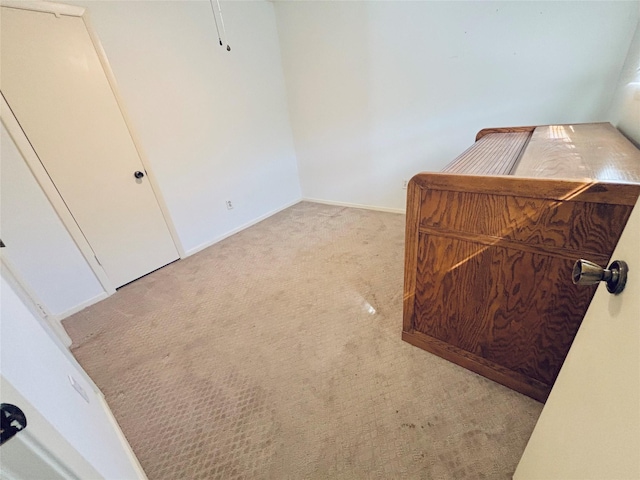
[
  {"left": 514, "top": 198, "right": 640, "bottom": 479},
  {"left": 1, "top": 6, "right": 179, "bottom": 287}
]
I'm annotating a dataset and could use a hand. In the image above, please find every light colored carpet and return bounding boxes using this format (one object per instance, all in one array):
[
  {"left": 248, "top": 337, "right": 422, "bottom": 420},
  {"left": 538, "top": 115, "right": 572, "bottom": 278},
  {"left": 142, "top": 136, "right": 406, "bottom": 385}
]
[{"left": 63, "top": 201, "right": 542, "bottom": 480}]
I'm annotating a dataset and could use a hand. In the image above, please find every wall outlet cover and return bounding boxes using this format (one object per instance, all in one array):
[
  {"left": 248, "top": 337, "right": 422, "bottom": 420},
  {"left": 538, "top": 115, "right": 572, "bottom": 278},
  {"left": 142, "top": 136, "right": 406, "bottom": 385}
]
[{"left": 68, "top": 374, "right": 90, "bottom": 403}]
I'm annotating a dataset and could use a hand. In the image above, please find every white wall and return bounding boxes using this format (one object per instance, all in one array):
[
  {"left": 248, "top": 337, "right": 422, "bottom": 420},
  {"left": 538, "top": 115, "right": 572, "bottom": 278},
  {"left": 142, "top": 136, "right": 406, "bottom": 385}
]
[
  {"left": 0, "top": 122, "right": 105, "bottom": 317},
  {"left": 0, "top": 271, "right": 143, "bottom": 479},
  {"left": 67, "top": 0, "right": 301, "bottom": 254},
  {"left": 275, "top": 1, "right": 640, "bottom": 211},
  {"left": 2, "top": 0, "right": 299, "bottom": 317},
  {"left": 609, "top": 20, "right": 640, "bottom": 146},
  {"left": 3, "top": 1, "right": 636, "bottom": 317}
]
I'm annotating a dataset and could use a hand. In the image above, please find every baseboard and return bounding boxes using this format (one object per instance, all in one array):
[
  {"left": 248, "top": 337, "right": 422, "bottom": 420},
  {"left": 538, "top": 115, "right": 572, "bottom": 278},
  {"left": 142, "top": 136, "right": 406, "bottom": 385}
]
[
  {"left": 98, "top": 394, "right": 149, "bottom": 480},
  {"left": 302, "top": 197, "right": 406, "bottom": 215},
  {"left": 185, "top": 198, "right": 303, "bottom": 257},
  {"left": 55, "top": 291, "right": 110, "bottom": 321}
]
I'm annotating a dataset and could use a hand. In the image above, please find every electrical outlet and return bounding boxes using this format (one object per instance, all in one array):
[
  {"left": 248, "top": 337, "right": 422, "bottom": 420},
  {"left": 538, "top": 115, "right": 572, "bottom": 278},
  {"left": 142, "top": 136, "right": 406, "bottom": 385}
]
[
  {"left": 225, "top": 200, "right": 234, "bottom": 210},
  {"left": 402, "top": 179, "right": 408, "bottom": 189}
]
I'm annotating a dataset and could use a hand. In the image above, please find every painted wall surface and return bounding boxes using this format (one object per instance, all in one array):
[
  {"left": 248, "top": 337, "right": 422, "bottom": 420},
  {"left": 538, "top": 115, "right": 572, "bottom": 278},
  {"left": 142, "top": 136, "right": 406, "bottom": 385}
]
[
  {"left": 0, "top": 273, "right": 142, "bottom": 479},
  {"left": 67, "top": 0, "right": 301, "bottom": 254},
  {"left": 609, "top": 20, "right": 640, "bottom": 146},
  {"left": 275, "top": 1, "right": 639, "bottom": 210},
  {"left": 0, "top": 123, "right": 105, "bottom": 316}
]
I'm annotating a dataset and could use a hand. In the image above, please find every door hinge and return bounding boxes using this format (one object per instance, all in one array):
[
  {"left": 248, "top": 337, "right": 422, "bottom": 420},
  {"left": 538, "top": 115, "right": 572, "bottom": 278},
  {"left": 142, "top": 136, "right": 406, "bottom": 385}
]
[
  {"left": 36, "top": 304, "right": 49, "bottom": 318},
  {"left": 94, "top": 255, "right": 102, "bottom": 266}
]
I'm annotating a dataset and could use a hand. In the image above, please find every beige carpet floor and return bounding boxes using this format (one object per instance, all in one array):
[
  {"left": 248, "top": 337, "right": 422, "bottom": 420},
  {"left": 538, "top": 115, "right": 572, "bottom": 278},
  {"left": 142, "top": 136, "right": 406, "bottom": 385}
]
[{"left": 63, "top": 201, "right": 543, "bottom": 480}]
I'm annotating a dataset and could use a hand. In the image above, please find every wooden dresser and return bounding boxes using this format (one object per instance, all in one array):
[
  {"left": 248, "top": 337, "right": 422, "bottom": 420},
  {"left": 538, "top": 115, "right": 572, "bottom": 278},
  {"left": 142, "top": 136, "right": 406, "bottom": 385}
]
[{"left": 403, "top": 123, "right": 640, "bottom": 402}]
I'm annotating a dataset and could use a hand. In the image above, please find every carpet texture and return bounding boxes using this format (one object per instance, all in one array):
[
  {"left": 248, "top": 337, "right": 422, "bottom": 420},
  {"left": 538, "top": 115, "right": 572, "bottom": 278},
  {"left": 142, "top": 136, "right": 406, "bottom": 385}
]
[{"left": 63, "top": 202, "right": 542, "bottom": 480}]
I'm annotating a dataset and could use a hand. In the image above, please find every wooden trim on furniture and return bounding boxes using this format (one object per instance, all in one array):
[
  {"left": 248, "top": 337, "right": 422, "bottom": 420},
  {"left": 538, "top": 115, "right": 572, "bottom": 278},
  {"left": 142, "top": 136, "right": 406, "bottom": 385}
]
[
  {"left": 402, "top": 179, "right": 422, "bottom": 332},
  {"left": 418, "top": 227, "right": 611, "bottom": 265},
  {"left": 402, "top": 330, "right": 550, "bottom": 402},
  {"left": 476, "top": 126, "right": 536, "bottom": 142},
  {"left": 410, "top": 174, "right": 640, "bottom": 206}
]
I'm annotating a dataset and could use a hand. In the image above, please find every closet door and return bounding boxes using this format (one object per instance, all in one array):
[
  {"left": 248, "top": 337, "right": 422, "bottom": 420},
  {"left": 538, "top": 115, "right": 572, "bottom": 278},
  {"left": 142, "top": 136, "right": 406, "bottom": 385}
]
[{"left": 1, "top": 6, "right": 179, "bottom": 288}]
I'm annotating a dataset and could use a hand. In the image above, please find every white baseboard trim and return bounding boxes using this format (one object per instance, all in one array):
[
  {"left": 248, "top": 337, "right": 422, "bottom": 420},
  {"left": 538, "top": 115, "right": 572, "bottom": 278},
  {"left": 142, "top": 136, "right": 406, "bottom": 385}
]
[
  {"left": 55, "top": 291, "right": 110, "bottom": 321},
  {"left": 302, "top": 197, "right": 406, "bottom": 215},
  {"left": 98, "top": 394, "right": 149, "bottom": 480},
  {"left": 185, "top": 198, "right": 303, "bottom": 257},
  {"left": 47, "top": 318, "right": 73, "bottom": 347}
]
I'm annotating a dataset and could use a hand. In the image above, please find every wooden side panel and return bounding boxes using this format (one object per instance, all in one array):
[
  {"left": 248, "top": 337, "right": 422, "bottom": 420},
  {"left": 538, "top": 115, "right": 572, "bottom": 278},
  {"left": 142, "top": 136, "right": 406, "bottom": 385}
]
[
  {"left": 413, "top": 234, "right": 596, "bottom": 386},
  {"left": 410, "top": 174, "right": 640, "bottom": 206},
  {"left": 418, "top": 189, "right": 632, "bottom": 255},
  {"left": 402, "top": 331, "right": 549, "bottom": 401},
  {"left": 402, "top": 173, "right": 639, "bottom": 402},
  {"left": 402, "top": 178, "right": 422, "bottom": 332}
]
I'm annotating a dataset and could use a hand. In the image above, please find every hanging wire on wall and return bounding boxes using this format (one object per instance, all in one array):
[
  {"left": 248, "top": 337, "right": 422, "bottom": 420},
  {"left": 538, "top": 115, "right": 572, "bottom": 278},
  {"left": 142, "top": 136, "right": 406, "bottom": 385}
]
[
  {"left": 208, "top": 0, "right": 222, "bottom": 46},
  {"left": 208, "top": 0, "right": 231, "bottom": 52}
]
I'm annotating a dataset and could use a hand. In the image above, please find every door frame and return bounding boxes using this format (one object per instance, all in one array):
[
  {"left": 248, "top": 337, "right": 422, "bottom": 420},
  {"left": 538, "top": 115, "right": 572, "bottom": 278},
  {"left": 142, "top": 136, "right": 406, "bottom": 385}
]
[
  {"left": 0, "top": 0, "right": 186, "bottom": 296},
  {"left": 0, "top": 254, "right": 73, "bottom": 347}
]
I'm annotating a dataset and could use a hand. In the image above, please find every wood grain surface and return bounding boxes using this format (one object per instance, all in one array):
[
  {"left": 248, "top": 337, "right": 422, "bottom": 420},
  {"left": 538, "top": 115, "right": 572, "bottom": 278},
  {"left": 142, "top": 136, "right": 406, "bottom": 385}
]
[
  {"left": 418, "top": 226, "right": 610, "bottom": 265},
  {"left": 475, "top": 126, "right": 536, "bottom": 142},
  {"left": 402, "top": 331, "right": 551, "bottom": 402},
  {"left": 514, "top": 123, "right": 640, "bottom": 182},
  {"left": 402, "top": 180, "right": 422, "bottom": 332},
  {"left": 403, "top": 184, "right": 634, "bottom": 399},
  {"left": 413, "top": 234, "right": 597, "bottom": 385},
  {"left": 403, "top": 123, "right": 640, "bottom": 401},
  {"left": 443, "top": 132, "right": 531, "bottom": 175},
  {"left": 418, "top": 189, "right": 632, "bottom": 255},
  {"left": 409, "top": 173, "right": 640, "bottom": 206}
]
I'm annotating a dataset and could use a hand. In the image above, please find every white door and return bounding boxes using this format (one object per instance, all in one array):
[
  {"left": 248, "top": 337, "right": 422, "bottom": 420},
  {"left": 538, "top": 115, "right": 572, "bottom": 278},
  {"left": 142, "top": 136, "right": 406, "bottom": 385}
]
[
  {"left": 514, "top": 198, "right": 640, "bottom": 479},
  {"left": 1, "top": 377, "right": 102, "bottom": 480},
  {"left": 0, "top": 5, "right": 179, "bottom": 288}
]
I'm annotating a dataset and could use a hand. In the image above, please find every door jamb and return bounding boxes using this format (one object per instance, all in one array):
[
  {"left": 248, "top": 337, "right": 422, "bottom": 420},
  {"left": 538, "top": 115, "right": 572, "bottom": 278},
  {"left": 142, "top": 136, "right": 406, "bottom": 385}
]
[
  {"left": 0, "top": 255, "right": 73, "bottom": 347},
  {"left": 0, "top": 0, "right": 84, "bottom": 17}
]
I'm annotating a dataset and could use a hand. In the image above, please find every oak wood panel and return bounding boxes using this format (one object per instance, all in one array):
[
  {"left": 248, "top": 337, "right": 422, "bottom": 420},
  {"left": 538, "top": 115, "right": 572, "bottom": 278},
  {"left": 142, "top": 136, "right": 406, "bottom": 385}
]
[
  {"left": 476, "top": 126, "right": 536, "bottom": 142},
  {"left": 404, "top": 123, "right": 640, "bottom": 401},
  {"left": 443, "top": 132, "right": 531, "bottom": 175},
  {"left": 514, "top": 123, "right": 640, "bottom": 182},
  {"left": 418, "top": 189, "right": 632, "bottom": 255},
  {"left": 418, "top": 226, "right": 610, "bottom": 265},
  {"left": 410, "top": 173, "right": 640, "bottom": 206},
  {"left": 412, "top": 234, "right": 597, "bottom": 387},
  {"left": 402, "top": 331, "right": 550, "bottom": 402},
  {"left": 402, "top": 179, "right": 422, "bottom": 332}
]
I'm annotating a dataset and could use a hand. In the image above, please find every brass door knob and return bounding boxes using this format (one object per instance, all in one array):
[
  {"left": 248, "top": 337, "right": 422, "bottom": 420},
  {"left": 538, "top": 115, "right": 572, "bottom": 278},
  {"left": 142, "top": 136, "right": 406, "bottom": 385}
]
[{"left": 572, "top": 259, "right": 628, "bottom": 295}]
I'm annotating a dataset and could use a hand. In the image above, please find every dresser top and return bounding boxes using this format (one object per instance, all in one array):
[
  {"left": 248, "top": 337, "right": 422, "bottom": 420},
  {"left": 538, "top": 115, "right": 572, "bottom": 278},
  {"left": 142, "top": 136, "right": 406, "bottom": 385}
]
[{"left": 512, "top": 123, "right": 640, "bottom": 183}]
